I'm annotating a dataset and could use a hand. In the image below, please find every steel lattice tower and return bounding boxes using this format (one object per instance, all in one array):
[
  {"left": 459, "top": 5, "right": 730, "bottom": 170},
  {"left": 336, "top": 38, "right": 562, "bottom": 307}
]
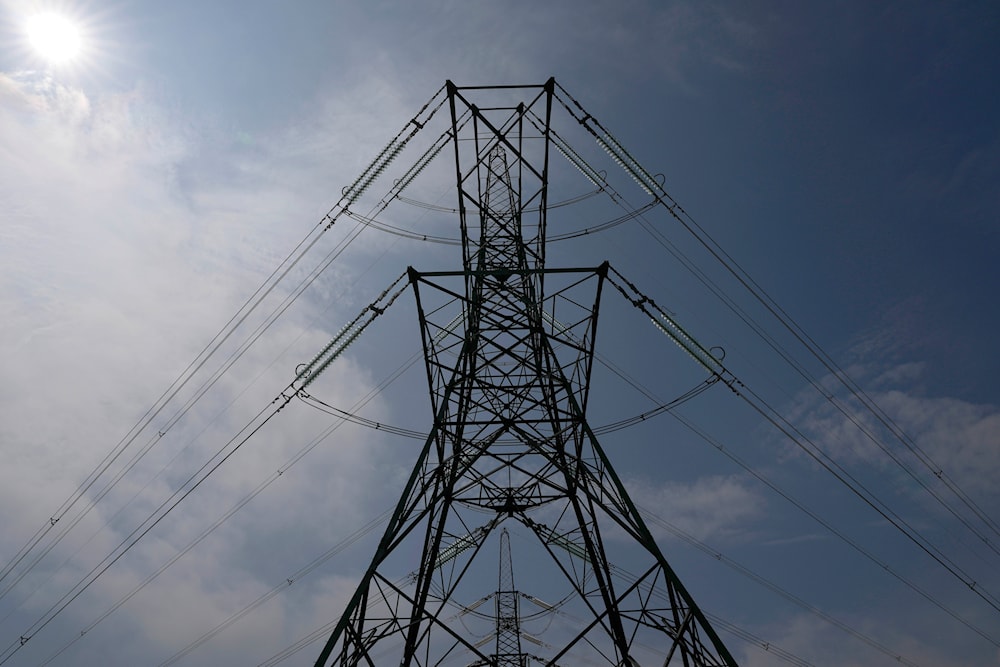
[
  {"left": 314, "top": 80, "right": 738, "bottom": 667},
  {"left": 462, "top": 528, "right": 528, "bottom": 667}
]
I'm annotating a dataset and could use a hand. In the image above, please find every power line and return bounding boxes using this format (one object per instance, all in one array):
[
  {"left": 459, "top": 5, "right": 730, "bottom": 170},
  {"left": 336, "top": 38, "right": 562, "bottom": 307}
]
[
  {"left": 1, "top": 278, "right": 407, "bottom": 664},
  {"left": 552, "top": 81, "right": 1000, "bottom": 559},
  {"left": 668, "top": 409, "right": 1000, "bottom": 648},
  {"left": 610, "top": 268, "right": 1000, "bottom": 615},
  {"left": 0, "top": 88, "right": 451, "bottom": 647},
  {"left": 37, "top": 348, "right": 422, "bottom": 666},
  {"left": 157, "top": 510, "right": 392, "bottom": 667},
  {"left": 0, "top": 94, "right": 442, "bottom": 607},
  {"left": 637, "top": 507, "right": 921, "bottom": 666}
]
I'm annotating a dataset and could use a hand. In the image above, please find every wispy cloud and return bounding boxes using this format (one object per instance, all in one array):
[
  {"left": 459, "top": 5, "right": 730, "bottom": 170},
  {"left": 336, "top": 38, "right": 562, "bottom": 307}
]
[
  {"left": 0, "top": 70, "right": 405, "bottom": 665},
  {"left": 737, "top": 608, "right": 997, "bottom": 667},
  {"left": 628, "top": 473, "right": 767, "bottom": 542},
  {"left": 786, "top": 317, "right": 1000, "bottom": 501}
]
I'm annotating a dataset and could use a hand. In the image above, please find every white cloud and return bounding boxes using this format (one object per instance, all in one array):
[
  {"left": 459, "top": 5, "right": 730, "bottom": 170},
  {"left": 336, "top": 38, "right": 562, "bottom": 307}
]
[
  {"left": 877, "top": 390, "right": 1000, "bottom": 497},
  {"left": 786, "top": 336, "right": 1000, "bottom": 503},
  {"left": 628, "top": 473, "right": 767, "bottom": 543},
  {"left": 0, "top": 71, "right": 407, "bottom": 666},
  {"left": 737, "top": 608, "right": 1000, "bottom": 667}
]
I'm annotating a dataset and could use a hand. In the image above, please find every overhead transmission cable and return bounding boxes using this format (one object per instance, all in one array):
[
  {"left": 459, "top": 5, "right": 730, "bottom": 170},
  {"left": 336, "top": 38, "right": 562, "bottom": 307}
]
[
  {"left": 0, "top": 212, "right": 376, "bottom": 610},
  {"left": 561, "top": 265, "right": 1000, "bottom": 644},
  {"left": 617, "top": 197, "right": 1000, "bottom": 570},
  {"left": 540, "top": 89, "right": 1000, "bottom": 613},
  {"left": 0, "top": 392, "right": 285, "bottom": 665},
  {"left": 298, "top": 375, "right": 716, "bottom": 441},
  {"left": 535, "top": 275, "right": 1000, "bottom": 646},
  {"left": 40, "top": 356, "right": 426, "bottom": 667},
  {"left": 0, "top": 85, "right": 450, "bottom": 612},
  {"left": 0, "top": 216, "right": 370, "bottom": 607},
  {"left": 546, "top": 303, "right": 981, "bottom": 660},
  {"left": 636, "top": 506, "right": 921, "bottom": 666},
  {"left": 674, "top": 399, "right": 1000, "bottom": 648},
  {"left": 155, "top": 509, "right": 392, "bottom": 667},
  {"left": 39, "top": 287, "right": 467, "bottom": 664},
  {"left": 624, "top": 195, "right": 1000, "bottom": 564},
  {"left": 3, "top": 87, "right": 450, "bottom": 646},
  {"left": 0, "top": 276, "right": 409, "bottom": 665},
  {"left": 702, "top": 612, "right": 815, "bottom": 667},
  {"left": 1, "top": 216, "right": 421, "bottom": 632},
  {"left": 551, "top": 81, "right": 1000, "bottom": 550},
  {"left": 608, "top": 268, "right": 1000, "bottom": 614}
]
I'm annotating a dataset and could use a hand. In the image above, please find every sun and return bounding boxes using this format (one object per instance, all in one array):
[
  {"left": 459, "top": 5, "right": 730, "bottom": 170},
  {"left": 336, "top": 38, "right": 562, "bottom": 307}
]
[{"left": 26, "top": 12, "right": 82, "bottom": 64}]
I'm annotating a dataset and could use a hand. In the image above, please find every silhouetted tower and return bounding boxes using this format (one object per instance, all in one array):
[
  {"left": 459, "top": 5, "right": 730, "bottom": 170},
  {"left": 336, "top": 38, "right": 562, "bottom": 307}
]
[
  {"left": 314, "top": 80, "right": 738, "bottom": 666},
  {"left": 493, "top": 529, "right": 525, "bottom": 667}
]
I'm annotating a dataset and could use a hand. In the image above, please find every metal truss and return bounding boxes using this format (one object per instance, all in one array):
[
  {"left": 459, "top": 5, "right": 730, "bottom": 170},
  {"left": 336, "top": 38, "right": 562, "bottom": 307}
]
[{"left": 314, "top": 81, "right": 737, "bottom": 667}]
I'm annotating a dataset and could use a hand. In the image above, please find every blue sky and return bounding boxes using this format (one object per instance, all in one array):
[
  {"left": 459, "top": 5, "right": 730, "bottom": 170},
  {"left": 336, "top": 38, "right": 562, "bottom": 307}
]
[{"left": 1, "top": 1, "right": 998, "bottom": 666}]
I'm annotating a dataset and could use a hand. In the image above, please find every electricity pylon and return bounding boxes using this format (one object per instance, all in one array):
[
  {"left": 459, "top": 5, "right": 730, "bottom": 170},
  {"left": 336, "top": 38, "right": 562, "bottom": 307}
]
[
  {"left": 464, "top": 528, "right": 530, "bottom": 667},
  {"left": 314, "top": 80, "right": 738, "bottom": 666},
  {"left": 491, "top": 529, "right": 526, "bottom": 667}
]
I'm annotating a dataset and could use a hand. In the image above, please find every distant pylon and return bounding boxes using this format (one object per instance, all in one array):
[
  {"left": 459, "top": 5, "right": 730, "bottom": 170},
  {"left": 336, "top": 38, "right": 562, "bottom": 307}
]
[
  {"left": 492, "top": 529, "right": 525, "bottom": 667},
  {"left": 463, "top": 528, "right": 529, "bottom": 667},
  {"left": 314, "top": 80, "right": 738, "bottom": 667}
]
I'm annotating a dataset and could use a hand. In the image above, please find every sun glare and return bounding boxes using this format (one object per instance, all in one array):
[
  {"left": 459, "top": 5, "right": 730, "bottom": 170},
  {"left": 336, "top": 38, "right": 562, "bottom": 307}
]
[{"left": 26, "top": 12, "right": 82, "bottom": 64}]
